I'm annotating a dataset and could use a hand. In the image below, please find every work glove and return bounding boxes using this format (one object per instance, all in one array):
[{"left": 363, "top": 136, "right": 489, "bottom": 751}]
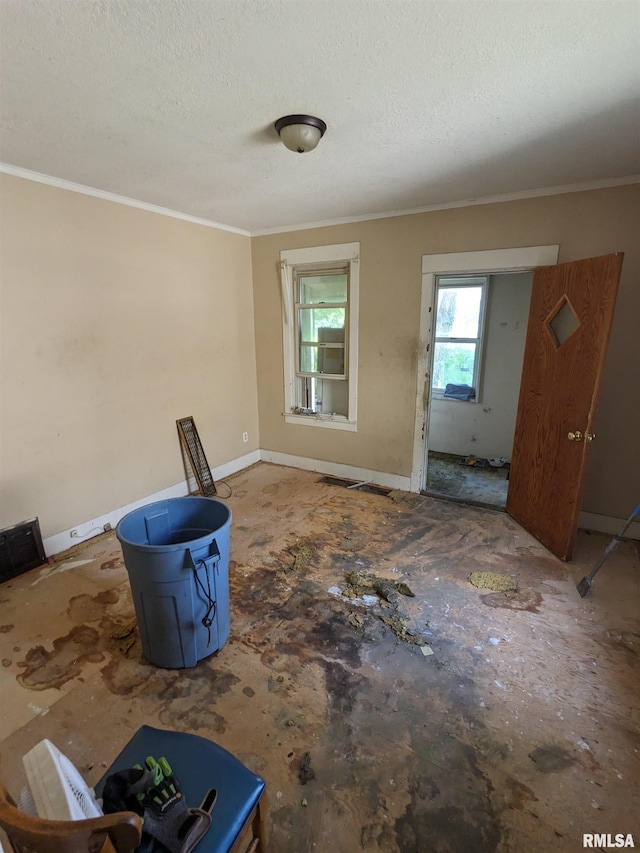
[{"left": 103, "top": 755, "right": 216, "bottom": 853}]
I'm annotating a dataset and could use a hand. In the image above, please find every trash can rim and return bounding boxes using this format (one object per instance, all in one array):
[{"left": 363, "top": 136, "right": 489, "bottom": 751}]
[{"left": 116, "top": 496, "right": 231, "bottom": 552}]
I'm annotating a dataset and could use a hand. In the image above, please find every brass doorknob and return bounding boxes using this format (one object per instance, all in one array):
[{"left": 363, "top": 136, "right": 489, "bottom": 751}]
[{"left": 568, "top": 431, "right": 583, "bottom": 441}]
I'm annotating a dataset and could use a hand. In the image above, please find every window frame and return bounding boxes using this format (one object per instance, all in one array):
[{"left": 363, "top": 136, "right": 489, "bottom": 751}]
[
  {"left": 280, "top": 243, "right": 360, "bottom": 431},
  {"left": 431, "top": 275, "right": 489, "bottom": 403}
]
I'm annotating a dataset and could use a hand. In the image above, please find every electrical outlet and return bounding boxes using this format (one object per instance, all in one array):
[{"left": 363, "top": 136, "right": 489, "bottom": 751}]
[{"left": 242, "top": 432, "right": 249, "bottom": 443}]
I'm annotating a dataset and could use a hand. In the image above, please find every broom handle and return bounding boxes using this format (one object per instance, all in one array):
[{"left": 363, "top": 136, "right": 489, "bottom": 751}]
[
  {"left": 615, "top": 502, "right": 640, "bottom": 540},
  {"left": 588, "top": 501, "right": 640, "bottom": 580}
]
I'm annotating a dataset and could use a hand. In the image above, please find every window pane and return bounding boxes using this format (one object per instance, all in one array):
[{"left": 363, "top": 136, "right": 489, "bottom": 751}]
[
  {"left": 298, "top": 308, "right": 345, "bottom": 343},
  {"left": 436, "top": 287, "right": 482, "bottom": 337},
  {"left": 299, "top": 274, "right": 348, "bottom": 304},
  {"left": 315, "top": 377, "right": 348, "bottom": 416},
  {"left": 432, "top": 342, "right": 477, "bottom": 388},
  {"left": 296, "top": 376, "right": 349, "bottom": 416},
  {"left": 300, "top": 345, "right": 345, "bottom": 375},
  {"left": 300, "top": 346, "right": 319, "bottom": 373}
]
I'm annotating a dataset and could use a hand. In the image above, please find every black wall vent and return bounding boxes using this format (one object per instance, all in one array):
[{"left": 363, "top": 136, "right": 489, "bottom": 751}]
[{"left": 0, "top": 518, "right": 47, "bottom": 583}]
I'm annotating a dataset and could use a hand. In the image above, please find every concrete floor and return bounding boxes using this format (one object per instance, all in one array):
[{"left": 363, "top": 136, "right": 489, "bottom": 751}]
[
  {"left": 1, "top": 462, "right": 639, "bottom": 852},
  {"left": 425, "top": 452, "right": 510, "bottom": 508}
]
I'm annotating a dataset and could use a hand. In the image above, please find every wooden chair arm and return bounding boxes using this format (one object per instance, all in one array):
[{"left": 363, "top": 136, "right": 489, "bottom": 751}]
[{"left": 0, "top": 794, "right": 142, "bottom": 853}]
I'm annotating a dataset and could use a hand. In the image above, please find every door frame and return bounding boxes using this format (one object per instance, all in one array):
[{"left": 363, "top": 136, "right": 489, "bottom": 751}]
[{"left": 410, "top": 245, "right": 560, "bottom": 493}]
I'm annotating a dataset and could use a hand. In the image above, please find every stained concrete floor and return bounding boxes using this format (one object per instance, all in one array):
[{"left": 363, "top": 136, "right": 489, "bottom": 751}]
[
  {"left": 1, "top": 462, "right": 639, "bottom": 852},
  {"left": 425, "top": 452, "right": 510, "bottom": 508}
]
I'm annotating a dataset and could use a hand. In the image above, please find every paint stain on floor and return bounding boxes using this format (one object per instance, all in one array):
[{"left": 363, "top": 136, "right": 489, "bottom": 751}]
[
  {"left": 481, "top": 589, "right": 543, "bottom": 612},
  {"left": 17, "top": 625, "right": 105, "bottom": 690},
  {"left": 528, "top": 745, "right": 577, "bottom": 774}
]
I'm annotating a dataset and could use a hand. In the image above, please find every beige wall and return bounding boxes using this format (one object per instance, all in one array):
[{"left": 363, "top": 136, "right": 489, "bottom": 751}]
[
  {"left": 1, "top": 177, "right": 637, "bottom": 540},
  {"left": 0, "top": 174, "right": 258, "bottom": 539},
  {"left": 251, "top": 184, "right": 640, "bottom": 519},
  {"left": 429, "top": 272, "right": 533, "bottom": 459}
]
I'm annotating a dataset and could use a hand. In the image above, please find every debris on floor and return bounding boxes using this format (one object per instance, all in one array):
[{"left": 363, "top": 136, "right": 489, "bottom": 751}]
[
  {"left": 328, "top": 586, "right": 378, "bottom": 607},
  {"left": 469, "top": 571, "right": 517, "bottom": 591},
  {"left": 109, "top": 620, "right": 136, "bottom": 640},
  {"left": 347, "top": 612, "right": 365, "bottom": 629},
  {"left": 380, "top": 613, "right": 428, "bottom": 646},
  {"left": 387, "top": 489, "right": 407, "bottom": 503},
  {"left": 288, "top": 540, "right": 316, "bottom": 572},
  {"left": 298, "top": 752, "right": 315, "bottom": 785},
  {"left": 109, "top": 620, "right": 137, "bottom": 656},
  {"left": 488, "top": 457, "right": 508, "bottom": 468},
  {"left": 2, "top": 463, "right": 637, "bottom": 851},
  {"left": 387, "top": 489, "right": 426, "bottom": 509},
  {"left": 343, "top": 570, "right": 415, "bottom": 602},
  {"left": 459, "top": 456, "right": 488, "bottom": 468},
  {"left": 333, "top": 571, "right": 430, "bottom": 648}
]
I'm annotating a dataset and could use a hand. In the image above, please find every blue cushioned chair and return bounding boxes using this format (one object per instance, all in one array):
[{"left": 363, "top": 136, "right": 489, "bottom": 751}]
[{"left": 95, "top": 726, "right": 267, "bottom": 853}]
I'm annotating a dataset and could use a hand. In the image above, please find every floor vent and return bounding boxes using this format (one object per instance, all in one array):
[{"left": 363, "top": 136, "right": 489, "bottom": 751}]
[{"left": 0, "top": 518, "right": 47, "bottom": 583}]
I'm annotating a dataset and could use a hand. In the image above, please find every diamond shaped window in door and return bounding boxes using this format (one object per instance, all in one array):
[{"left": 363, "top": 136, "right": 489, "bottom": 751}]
[{"left": 547, "top": 296, "right": 580, "bottom": 348}]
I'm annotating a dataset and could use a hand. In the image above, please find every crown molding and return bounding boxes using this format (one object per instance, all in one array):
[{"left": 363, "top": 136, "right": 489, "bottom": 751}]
[
  {"left": 0, "top": 163, "right": 251, "bottom": 236},
  {"left": 2, "top": 162, "right": 637, "bottom": 239},
  {"left": 250, "top": 175, "right": 640, "bottom": 236}
]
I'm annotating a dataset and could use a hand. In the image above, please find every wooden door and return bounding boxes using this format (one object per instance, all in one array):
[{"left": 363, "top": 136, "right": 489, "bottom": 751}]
[{"left": 507, "top": 254, "right": 623, "bottom": 561}]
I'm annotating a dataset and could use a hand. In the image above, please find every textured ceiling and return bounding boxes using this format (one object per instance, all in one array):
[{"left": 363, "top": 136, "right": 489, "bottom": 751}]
[{"left": 1, "top": 0, "right": 639, "bottom": 233}]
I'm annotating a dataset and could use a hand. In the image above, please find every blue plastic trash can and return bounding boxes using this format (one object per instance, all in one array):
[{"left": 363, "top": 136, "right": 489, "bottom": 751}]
[{"left": 116, "top": 496, "right": 232, "bottom": 668}]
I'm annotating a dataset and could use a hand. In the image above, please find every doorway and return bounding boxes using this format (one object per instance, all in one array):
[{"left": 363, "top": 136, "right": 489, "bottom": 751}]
[
  {"left": 424, "top": 270, "right": 534, "bottom": 508},
  {"left": 412, "top": 247, "right": 623, "bottom": 560},
  {"left": 410, "top": 245, "right": 560, "bottom": 496}
]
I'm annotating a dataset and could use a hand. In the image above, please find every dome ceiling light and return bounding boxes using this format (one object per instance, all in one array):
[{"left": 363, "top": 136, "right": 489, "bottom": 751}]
[{"left": 274, "top": 114, "right": 327, "bottom": 153}]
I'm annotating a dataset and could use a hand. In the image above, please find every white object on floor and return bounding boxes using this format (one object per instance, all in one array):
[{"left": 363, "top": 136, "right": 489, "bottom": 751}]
[
  {"left": 488, "top": 457, "right": 508, "bottom": 468},
  {"left": 21, "top": 738, "right": 103, "bottom": 820}
]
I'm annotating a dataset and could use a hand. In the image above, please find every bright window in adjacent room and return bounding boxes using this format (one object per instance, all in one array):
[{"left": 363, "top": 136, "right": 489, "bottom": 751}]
[
  {"left": 432, "top": 276, "right": 488, "bottom": 401},
  {"left": 280, "top": 243, "right": 359, "bottom": 430}
]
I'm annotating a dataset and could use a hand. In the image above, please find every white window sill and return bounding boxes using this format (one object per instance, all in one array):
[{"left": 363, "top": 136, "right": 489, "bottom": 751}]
[
  {"left": 431, "top": 391, "right": 479, "bottom": 404},
  {"left": 284, "top": 413, "right": 357, "bottom": 432}
]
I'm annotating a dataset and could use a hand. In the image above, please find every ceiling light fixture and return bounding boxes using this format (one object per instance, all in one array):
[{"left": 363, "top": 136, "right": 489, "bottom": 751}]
[{"left": 274, "top": 114, "right": 327, "bottom": 153}]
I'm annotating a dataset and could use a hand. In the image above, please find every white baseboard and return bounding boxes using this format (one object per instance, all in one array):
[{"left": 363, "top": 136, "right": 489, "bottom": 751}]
[
  {"left": 259, "top": 449, "right": 411, "bottom": 491},
  {"left": 578, "top": 511, "right": 640, "bottom": 541},
  {"left": 213, "top": 448, "right": 260, "bottom": 480},
  {"left": 43, "top": 449, "right": 261, "bottom": 557},
  {"left": 42, "top": 449, "right": 637, "bottom": 558}
]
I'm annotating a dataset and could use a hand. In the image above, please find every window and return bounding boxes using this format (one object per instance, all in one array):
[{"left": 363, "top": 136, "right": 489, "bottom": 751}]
[
  {"left": 281, "top": 243, "right": 359, "bottom": 430},
  {"left": 432, "top": 275, "right": 488, "bottom": 401}
]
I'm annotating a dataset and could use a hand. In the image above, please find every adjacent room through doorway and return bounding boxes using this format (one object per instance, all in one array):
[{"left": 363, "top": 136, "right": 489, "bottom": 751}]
[{"left": 424, "top": 270, "right": 533, "bottom": 509}]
